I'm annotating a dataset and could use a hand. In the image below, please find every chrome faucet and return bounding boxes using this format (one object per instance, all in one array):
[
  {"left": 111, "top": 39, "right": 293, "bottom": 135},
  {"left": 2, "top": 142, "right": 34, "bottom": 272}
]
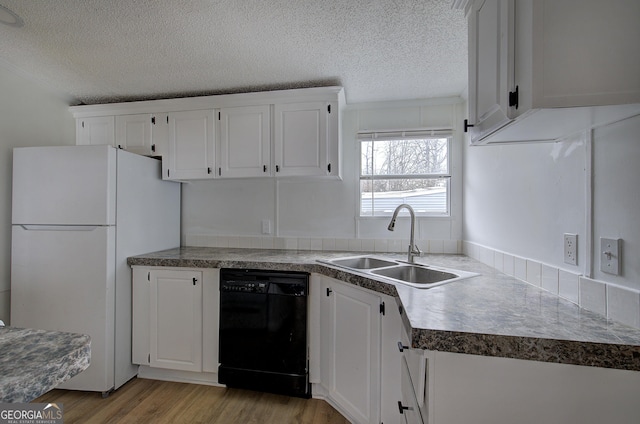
[{"left": 387, "top": 204, "right": 421, "bottom": 263}]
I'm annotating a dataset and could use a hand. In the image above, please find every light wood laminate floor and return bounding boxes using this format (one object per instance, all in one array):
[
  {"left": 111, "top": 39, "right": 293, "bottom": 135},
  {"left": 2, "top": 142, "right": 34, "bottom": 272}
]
[{"left": 34, "top": 378, "right": 349, "bottom": 424}]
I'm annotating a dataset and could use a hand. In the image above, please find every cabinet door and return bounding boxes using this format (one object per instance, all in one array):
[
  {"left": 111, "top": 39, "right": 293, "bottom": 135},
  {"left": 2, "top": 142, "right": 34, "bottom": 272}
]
[
  {"left": 321, "top": 277, "right": 381, "bottom": 424},
  {"left": 132, "top": 267, "right": 151, "bottom": 366},
  {"left": 218, "top": 105, "right": 271, "bottom": 178},
  {"left": 151, "top": 113, "right": 169, "bottom": 157},
  {"left": 76, "top": 116, "right": 115, "bottom": 146},
  {"left": 165, "top": 110, "right": 215, "bottom": 180},
  {"left": 400, "top": 356, "right": 424, "bottom": 424},
  {"left": 467, "top": 0, "right": 515, "bottom": 143},
  {"left": 149, "top": 269, "right": 203, "bottom": 372},
  {"left": 115, "top": 114, "right": 153, "bottom": 155},
  {"left": 274, "top": 102, "right": 333, "bottom": 177}
]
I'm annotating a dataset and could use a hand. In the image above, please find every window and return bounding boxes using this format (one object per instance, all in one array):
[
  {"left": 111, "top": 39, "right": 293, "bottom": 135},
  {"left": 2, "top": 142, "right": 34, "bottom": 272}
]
[{"left": 359, "top": 130, "right": 451, "bottom": 217}]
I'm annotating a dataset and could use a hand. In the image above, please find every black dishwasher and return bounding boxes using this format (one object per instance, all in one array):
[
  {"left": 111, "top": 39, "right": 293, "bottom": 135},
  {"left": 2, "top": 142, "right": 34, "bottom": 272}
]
[{"left": 218, "top": 268, "right": 310, "bottom": 398}]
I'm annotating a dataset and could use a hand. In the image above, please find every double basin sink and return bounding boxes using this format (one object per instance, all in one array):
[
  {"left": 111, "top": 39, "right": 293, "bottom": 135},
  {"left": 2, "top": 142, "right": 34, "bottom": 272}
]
[{"left": 319, "top": 255, "right": 479, "bottom": 289}]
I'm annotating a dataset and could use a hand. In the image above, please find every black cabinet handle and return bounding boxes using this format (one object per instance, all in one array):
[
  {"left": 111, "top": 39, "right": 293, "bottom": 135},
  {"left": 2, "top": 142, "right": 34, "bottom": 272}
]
[
  {"left": 276, "top": 165, "right": 280, "bottom": 172},
  {"left": 326, "top": 287, "right": 332, "bottom": 296},
  {"left": 193, "top": 278, "right": 198, "bottom": 285},
  {"left": 397, "top": 341, "right": 409, "bottom": 352},
  {"left": 463, "top": 119, "right": 474, "bottom": 133},
  {"left": 263, "top": 165, "right": 267, "bottom": 172},
  {"left": 398, "top": 401, "right": 410, "bottom": 414}
]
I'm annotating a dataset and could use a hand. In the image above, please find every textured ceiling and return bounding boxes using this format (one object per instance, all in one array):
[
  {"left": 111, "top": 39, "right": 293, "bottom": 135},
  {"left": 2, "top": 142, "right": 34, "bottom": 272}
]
[{"left": 0, "top": 0, "right": 467, "bottom": 105}]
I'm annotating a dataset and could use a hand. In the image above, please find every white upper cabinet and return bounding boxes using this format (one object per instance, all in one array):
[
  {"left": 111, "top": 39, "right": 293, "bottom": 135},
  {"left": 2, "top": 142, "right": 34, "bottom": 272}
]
[
  {"left": 115, "top": 114, "right": 153, "bottom": 155},
  {"left": 76, "top": 116, "right": 115, "bottom": 146},
  {"left": 70, "top": 87, "right": 343, "bottom": 179},
  {"left": 150, "top": 113, "right": 170, "bottom": 157},
  {"left": 218, "top": 105, "right": 271, "bottom": 178},
  {"left": 164, "top": 110, "right": 215, "bottom": 180},
  {"left": 467, "top": 0, "right": 640, "bottom": 144},
  {"left": 274, "top": 101, "right": 339, "bottom": 178}
]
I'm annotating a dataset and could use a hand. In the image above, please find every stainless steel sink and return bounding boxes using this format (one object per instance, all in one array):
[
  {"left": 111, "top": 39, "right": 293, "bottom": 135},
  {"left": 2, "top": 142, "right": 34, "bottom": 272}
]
[
  {"left": 329, "top": 256, "right": 398, "bottom": 270},
  {"left": 319, "top": 255, "right": 479, "bottom": 289},
  {"left": 371, "top": 265, "right": 458, "bottom": 284}
]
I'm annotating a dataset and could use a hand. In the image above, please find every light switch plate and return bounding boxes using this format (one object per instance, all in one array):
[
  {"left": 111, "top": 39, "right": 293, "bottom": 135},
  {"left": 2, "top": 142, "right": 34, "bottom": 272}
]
[{"left": 600, "top": 238, "right": 622, "bottom": 275}]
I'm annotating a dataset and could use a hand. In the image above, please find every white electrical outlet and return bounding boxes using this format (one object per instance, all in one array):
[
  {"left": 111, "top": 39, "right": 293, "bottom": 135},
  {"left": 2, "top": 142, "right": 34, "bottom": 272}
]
[
  {"left": 601, "top": 238, "right": 622, "bottom": 275},
  {"left": 261, "top": 219, "right": 272, "bottom": 235},
  {"left": 564, "top": 233, "right": 577, "bottom": 265}
]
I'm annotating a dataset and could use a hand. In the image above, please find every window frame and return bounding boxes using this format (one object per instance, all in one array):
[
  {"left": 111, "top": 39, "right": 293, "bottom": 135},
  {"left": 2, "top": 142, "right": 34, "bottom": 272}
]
[{"left": 358, "top": 129, "right": 452, "bottom": 218}]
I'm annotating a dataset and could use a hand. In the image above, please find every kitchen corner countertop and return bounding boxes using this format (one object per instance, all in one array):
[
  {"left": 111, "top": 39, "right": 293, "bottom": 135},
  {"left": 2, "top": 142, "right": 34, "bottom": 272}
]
[
  {"left": 128, "top": 246, "right": 640, "bottom": 371},
  {"left": 0, "top": 327, "right": 91, "bottom": 403}
]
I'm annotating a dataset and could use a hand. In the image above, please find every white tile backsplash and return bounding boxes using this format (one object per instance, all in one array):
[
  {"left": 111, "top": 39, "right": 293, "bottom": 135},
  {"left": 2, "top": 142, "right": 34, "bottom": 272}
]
[
  {"left": 374, "top": 239, "right": 389, "bottom": 252},
  {"left": 322, "top": 238, "right": 336, "bottom": 251},
  {"left": 430, "top": 240, "right": 444, "bottom": 254},
  {"left": 558, "top": 269, "right": 580, "bottom": 304},
  {"left": 479, "top": 246, "right": 494, "bottom": 268},
  {"left": 360, "top": 239, "right": 376, "bottom": 252},
  {"left": 494, "top": 251, "right": 504, "bottom": 273},
  {"left": 541, "top": 264, "right": 559, "bottom": 294},
  {"left": 503, "top": 254, "right": 515, "bottom": 276},
  {"left": 514, "top": 256, "right": 527, "bottom": 281},
  {"left": 334, "top": 238, "right": 350, "bottom": 251},
  {"left": 579, "top": 277, "right": 606, "bottom": 316},
  {"left": 461, "top": 241, "right": 640, "bottom": 330},
  {"left": 348, "top": 239, "right": 362, "bottom": 252},
  {"left": 607, "top": 285, "right": 640, "bottom": 328},
  {"left": 443, "top": 239, "right": 458, "bottom": 254},
  {"left": 526, "top": 260, "right": 542, "bottom": 287}
]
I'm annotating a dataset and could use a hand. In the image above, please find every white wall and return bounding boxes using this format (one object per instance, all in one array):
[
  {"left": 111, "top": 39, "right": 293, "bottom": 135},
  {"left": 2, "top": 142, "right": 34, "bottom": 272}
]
[
  {"left": 182, "top": 98, "right": 465, "bottom": 252},
  {"left": 463, "top": 114, "right": 640, "bottom": 327},
  {"left": 0, "top": 63, "right": 76, "bottom": 323}
]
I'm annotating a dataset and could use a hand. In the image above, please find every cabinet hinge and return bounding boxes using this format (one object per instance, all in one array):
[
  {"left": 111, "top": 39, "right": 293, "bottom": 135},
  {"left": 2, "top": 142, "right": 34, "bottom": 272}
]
[
  {"left": 327, "top": 104, "right": 331, "bottom": 113},
  {"left": 151, "top": 116, "right": 156, "bottom": 125},
  {"left": 380, "top": 301, "right": 386, "bottom": 315},
  {"left": 509, "top": 86, "right": 519, "bottom": 109}
]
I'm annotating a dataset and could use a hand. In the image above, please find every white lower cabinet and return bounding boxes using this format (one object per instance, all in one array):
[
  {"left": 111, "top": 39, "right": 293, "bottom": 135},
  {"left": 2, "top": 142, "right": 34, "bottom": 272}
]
[
  {"left": 429, "top": 351, "right": 640, "bottom": 424},
  {"left": 149, "top": 269, "right": 202, "bottom": 372},
  {"left": 317, "top": 275, "right": 402, "bottom": 424},
  {"left": 132, "top": 267, "right": 219, "bottom": 376}
]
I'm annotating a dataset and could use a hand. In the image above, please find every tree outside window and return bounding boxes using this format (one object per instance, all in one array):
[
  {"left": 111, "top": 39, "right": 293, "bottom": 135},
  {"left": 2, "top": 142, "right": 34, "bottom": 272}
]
[{"left": 360, "top": 134, "right": 450, "bottom": 216}]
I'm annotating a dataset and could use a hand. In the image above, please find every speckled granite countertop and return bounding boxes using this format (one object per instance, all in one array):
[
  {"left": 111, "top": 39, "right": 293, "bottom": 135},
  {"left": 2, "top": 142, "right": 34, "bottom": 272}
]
[
  {"left": 128, "top": 246, "right": 640, "bottom": 371},
  {"left": 0, "top": 327, "right": 90, "bottom": 403}
]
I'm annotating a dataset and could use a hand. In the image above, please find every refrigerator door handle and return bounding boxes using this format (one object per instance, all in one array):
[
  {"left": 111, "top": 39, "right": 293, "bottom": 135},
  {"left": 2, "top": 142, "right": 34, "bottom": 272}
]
[{"left": 20, "top": 225, "right": 101, "bottom": 231}]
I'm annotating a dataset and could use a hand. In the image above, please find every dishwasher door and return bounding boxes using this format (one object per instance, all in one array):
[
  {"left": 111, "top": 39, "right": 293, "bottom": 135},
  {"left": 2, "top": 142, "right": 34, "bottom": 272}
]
[{"left": 218, "top": 269, "right": 310, "bottom": 398}]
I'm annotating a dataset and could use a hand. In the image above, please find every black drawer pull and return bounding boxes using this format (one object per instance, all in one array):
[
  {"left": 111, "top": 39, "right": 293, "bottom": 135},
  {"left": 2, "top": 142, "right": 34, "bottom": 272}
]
[
  {"left": 193, "top": 278, "right": 198, "bottom": 285},
  {"left": 397, "top": 341, "right": 409, "bottom": 352}
]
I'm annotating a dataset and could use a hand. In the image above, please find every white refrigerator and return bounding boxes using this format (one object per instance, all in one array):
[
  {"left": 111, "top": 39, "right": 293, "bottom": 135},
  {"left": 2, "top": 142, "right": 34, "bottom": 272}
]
[{"left": 10, "top": 145, "right": 180, "bottom": 394}]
